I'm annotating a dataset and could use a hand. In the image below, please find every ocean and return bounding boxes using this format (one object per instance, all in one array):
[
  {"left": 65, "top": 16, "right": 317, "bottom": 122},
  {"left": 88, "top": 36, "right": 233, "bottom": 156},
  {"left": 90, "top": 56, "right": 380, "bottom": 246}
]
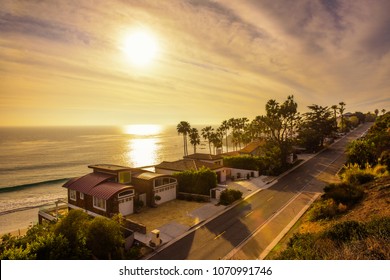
[{"left": 0, "top": 125, "right": 199, "bottom": 234}]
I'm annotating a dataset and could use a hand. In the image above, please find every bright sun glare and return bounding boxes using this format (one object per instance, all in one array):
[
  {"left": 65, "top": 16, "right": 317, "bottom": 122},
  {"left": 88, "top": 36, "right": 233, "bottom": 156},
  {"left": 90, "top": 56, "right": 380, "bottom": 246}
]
[
  {"left": 122, "top": 30, "right": 158, "bottom": 67},
  {"left": 123, "top": 124, "right": 162, "bottom": 136}
]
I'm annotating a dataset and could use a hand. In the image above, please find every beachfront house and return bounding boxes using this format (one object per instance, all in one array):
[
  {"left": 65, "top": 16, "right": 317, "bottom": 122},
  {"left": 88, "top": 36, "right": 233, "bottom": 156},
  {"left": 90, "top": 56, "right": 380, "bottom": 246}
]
[
  {"left": 63, "top": 164, "right": 177, "bottom": 218},
  {"left": 155, "top": 158, "right": 227, "bottom": 183}
]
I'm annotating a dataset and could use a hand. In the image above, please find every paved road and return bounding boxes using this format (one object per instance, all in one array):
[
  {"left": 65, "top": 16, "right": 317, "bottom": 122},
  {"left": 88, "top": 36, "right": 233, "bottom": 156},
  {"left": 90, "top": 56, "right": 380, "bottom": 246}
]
[{"left": 149, "top": 123, "right": 372, "bottom": 260}]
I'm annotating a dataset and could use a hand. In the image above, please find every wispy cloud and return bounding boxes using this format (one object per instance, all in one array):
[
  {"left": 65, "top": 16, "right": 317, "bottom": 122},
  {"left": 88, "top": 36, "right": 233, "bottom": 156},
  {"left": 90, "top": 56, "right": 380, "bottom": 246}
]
[{"left": 0, "top": 0, "right": 389, "bottom": 126}]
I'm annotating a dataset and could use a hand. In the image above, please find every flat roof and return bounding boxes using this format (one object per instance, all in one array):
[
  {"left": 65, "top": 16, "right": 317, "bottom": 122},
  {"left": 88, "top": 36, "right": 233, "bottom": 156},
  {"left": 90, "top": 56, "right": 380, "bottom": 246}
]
[
  {"left": 155, "top": 159, "right": 223, "bottom": 172},
  {"left": 88, "top": 164, "right": 132, "bottom": 172},
  {"left": 184, "top": 153, "right": 223, "bottom": 161},
  {"left": 132, "top": 171, "right": 171, "bottom": 181}
]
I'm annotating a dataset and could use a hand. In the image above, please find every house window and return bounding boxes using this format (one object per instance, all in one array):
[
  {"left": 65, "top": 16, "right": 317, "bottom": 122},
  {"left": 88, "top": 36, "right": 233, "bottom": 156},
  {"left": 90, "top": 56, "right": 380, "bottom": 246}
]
[
  {"left": 69, "top": 190, "right": 76, "bottom": 201},
  {"left": 93, "top": 197, "right": 106, "bottom": 211},
  {"left": 118, "top": 190, "right": 134, "bottom": 198},
  {"left": 80, "top": 193, "right": 84, "bottom": 200}
]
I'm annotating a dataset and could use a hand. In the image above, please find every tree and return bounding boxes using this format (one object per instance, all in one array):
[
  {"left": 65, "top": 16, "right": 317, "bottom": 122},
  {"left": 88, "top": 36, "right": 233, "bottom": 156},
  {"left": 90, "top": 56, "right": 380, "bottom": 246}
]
[
  {"left": 86, "top": 217, "right": 124, "bottom": 259},
  {"left": 259, "top": 95, "right": 299, "bottom": 167},
  {"left": 54, "top": 209, "right": 91, "bottom": 259},
  {"left": 331, "top": 105, "right": 338, "bottom": 129},
  {"left": 188, "top": 128, "right": 200, "bottom": 154},
  {"left": 219, "top": 120, "right": 230, "bottom": 152},
  {"left": 177, "top": 121, "right": 191, "bottom": 156},
  {"left": 339, "top": 102, "right": 346, "bottom": 132},
  {"left": 201, "top": 126, "right": 214, "bottom": 154},
  {"left": 375, "top": 109, "right": 379, "bottom": 117},
  {"left": 298, "top": 105, "right": 336, "bottom": 152}
]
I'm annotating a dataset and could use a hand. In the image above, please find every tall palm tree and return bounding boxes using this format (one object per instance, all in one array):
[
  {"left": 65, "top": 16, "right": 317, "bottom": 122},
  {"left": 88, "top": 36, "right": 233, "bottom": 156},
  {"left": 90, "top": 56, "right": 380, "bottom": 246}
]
[
  {"left": 339, "top": 102, "right": 346, "bottom": 132},
  {"left": 228, "top": 118, "right": 239, "bottom": 150},
  {"left": 177, "top": 121, "right": 191, "bottom": 156},
  {"left": 188, "top": 128, "right": 200, "bottom": 154},
  {"left": 220, "top": 120, "right": 230, "bottom": 152},
  {"left": 331, "top": 105, "right": 338, "bottom": 130},
  {"left": 382, "top": 109, "right": 387, "bottom": 115},
  {"left": 375, "top": 109, "right": 379, "bottom": 117},
  {"left": 216, "top": 127, "right": 225, "bottom": 153},
  {"left": 201, "top": 126, "right": 214, "bottom": 154}
]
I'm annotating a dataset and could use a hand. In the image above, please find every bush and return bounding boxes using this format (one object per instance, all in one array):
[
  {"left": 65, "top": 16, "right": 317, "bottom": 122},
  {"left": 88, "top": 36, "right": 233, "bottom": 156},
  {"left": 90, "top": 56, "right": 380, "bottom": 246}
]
[
  {"left": 322, "top": 221, "right": 368, "bottom": 245},
  {"left": 366, "top": 217, "right": 390, "bottom": 240},
  {"left": 308, "top": 199, "right": 338, "bottom": 221},
  {"left": 342, "top": 164, "right": 375, "bottom": 185},
  {"left": 278, "top": 233, "right": 320, "bottom": 260},
  {"left": 219, "top": 189, "right": 242, "bottom": 205},
  {"left": 174, "top": 167, "right": 217, "bottom": 195},
  {"left": 323, "top": 182, "right": 364, "bottom": 206}
]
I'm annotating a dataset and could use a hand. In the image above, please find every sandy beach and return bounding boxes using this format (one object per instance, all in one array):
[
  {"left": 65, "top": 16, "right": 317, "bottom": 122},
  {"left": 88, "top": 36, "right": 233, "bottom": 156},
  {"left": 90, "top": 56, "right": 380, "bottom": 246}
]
[{"left": 0, "top": 208, "right": 38, "bottom": 237}]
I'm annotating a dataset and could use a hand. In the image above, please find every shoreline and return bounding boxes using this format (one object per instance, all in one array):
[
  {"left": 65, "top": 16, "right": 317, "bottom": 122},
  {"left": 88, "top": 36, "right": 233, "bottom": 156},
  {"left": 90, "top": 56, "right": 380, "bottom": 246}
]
[{"left": 0, "top": 208, "right": 39, "bottom": 237}]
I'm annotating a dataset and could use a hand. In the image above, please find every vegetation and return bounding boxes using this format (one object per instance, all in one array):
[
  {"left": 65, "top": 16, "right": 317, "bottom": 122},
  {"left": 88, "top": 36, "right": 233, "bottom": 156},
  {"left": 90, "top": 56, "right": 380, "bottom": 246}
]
[
  {"left": 177, "top": 121, "right": 191, "bottom": 156},
  {"left": 219, "top": 189, "right": 243, "bottom": 205},
  {"left": 174, "top": 167, "right": 217, "bottom": 195},
  {"left": 177, "top": 96, "right": 364, "bottom": 175},
  {"left": 346, "top": 112, "right": 390, "bottom": 169},
  {"left": 298, "top": 105, "right": 336, "bottom": 152},
  {"left": 0, "top": 210, "right": 132, "bottom": 260},
  {"left": 273, "top": 113, "right": 389, "bottom": 260},
  {"left": 277, "top": 217, "right": 390, "bottom": 260}
]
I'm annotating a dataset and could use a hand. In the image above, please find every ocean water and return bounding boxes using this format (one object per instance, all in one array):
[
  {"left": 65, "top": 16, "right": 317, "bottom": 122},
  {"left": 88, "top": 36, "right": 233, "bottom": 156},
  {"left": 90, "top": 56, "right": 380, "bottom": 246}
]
[{"left": 0, "top": 125, "right": 199, "bottom": 233}]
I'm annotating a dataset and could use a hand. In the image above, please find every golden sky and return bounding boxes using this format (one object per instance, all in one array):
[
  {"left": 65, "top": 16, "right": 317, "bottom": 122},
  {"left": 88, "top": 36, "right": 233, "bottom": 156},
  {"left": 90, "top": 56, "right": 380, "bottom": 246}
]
[{"left": 1, "top": 0, "right": 389, "bottom": 126}]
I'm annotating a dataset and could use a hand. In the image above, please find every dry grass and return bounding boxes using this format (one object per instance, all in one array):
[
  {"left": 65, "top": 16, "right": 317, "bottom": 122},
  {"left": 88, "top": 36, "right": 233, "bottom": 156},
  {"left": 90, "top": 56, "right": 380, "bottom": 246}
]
[
  {"left": 267, "top": 175, "right": 390, "bottom": 259},
  {"left": 125, "top": 200, "right": 206, "bottom": 231}
]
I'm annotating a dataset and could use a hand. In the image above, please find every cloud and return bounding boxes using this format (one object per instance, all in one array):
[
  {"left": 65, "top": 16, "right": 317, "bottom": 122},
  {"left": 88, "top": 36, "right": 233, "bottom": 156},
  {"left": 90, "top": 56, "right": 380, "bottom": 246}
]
[{"left": 0, "top": 0, "right": 389, "bottom": 126}]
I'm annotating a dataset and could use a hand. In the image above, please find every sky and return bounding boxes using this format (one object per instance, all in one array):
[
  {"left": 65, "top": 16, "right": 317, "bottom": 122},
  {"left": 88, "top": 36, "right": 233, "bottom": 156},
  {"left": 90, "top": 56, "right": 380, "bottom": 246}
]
[{"left": 1, "top": 0, "right": 389, "bottom": 126}]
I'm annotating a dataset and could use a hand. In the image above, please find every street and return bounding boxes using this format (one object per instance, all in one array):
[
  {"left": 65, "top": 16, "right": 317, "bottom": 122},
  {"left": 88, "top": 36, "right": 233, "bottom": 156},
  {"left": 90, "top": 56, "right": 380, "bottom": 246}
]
[{"left": 149, "top": 123, "right": 372, "bottom": 260}]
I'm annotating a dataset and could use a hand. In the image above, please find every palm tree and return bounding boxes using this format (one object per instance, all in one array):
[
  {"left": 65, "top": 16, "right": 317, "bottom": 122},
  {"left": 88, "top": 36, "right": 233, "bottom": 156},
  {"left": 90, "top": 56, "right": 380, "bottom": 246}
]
[
  {"left": 177, "top": 121, "right": 191, "bottom": 156},
  {"left": 188, "top": 128, "right": 200, "bottom": 154},
  {"left": 339, "top": 102, "right": 346, "bottom": 132},
  {"left": 201, "top": 126, "right": 214, "bottom": 154},
  {"left": 215, "top": 127, "right": 225, "bottom": 153},
  {"left": 228, "top": 118, "right": 239, "bottom": 150},
  {"left": 382, "top": 109, "right": 387, "bottom": 115},
  {"left": 375, "top": 109, "right": 379, "bottom": 117},
  {"left": 331, "top": 105, "right": 338, "bottom": 130},
  {"left": 220, "top": 120, "right": 230, "bottom": 152}
]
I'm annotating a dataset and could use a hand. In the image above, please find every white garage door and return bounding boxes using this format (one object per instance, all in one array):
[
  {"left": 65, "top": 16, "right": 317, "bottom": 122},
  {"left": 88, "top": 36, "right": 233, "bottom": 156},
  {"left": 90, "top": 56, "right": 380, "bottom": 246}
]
[
  {"left": 156, "top": 185, "right": 176, "bottom": 205},
  {"left": 119, "top": 197, "right": 133, "bottom": 216}
]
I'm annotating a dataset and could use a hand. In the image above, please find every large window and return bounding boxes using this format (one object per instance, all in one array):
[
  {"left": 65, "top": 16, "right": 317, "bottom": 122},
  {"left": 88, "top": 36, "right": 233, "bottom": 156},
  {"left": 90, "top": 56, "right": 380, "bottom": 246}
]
[
  {"left": 69, "top": 189, "right": 76, "bottom": 201},
  {"left": 93, "top": 196, "right": 106, "bottom": 211}
]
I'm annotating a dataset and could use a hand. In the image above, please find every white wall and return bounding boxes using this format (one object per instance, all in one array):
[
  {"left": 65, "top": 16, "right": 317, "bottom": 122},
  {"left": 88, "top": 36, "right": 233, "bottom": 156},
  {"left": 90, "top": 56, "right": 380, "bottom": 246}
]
[{"left": 230, "top": 168, "right": 259, "bottom": 179}]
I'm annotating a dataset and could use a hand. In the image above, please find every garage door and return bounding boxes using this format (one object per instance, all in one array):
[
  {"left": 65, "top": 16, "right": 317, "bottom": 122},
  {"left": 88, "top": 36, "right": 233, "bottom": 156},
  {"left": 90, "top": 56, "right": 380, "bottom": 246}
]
[
  {"left": 119, "top": 197, "right": 133, "bottom": 216},
  {"left": 156, "top": 185, "right": 176, "bottom": 205}
]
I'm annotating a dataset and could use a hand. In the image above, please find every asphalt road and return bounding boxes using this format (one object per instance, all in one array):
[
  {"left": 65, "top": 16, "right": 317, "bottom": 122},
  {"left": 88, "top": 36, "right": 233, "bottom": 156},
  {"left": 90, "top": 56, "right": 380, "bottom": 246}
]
[{"left": 149, "top": 123, "right": 372, "bottom": 260}]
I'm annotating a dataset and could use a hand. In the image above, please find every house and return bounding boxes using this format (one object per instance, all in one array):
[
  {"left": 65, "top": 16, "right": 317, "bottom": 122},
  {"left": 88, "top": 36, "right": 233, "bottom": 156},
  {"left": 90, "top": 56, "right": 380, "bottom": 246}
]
[
  {"left": 62, "top": 164, "right": 177, "bottom": 218},
  {"left": 222, "top": 139, "right": 266, "bottom": 157},
  {"left": 183, "top": 153, "right": 224, "bottom": 166},
  {"left": 131, "top": 171, "right": 177, "bottom": 206},
  {"left": 155, "top": 158, "right": 227, "bottom": 183}
]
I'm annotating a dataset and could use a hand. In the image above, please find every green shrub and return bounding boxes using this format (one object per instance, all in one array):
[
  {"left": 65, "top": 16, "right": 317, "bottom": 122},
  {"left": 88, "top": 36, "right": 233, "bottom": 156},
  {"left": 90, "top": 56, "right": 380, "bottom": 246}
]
[
  {"left": 174, "top": 167, "right": 217, "bottom": 195},
  {"left": 278, "top": 233, "right": 319, "bottom": 260},
  {"left": 323, "top": 182, "right": 364, "bottom": 206},
  {"left": 366, "top": 217, "right": 390, "bottom": 240},
  {"left": 308, "top": 199, "right": 338, "bottom": 221},
  {"left": 323, "top": 221, "right": 368, "bottom": 245},
  {"left": 219, "top": 189, "right": 242, "bottom": 205}
]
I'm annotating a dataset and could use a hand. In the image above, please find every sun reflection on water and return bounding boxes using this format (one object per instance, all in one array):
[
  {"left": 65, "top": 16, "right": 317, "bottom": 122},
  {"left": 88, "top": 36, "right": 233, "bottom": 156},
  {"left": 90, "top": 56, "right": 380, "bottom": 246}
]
[{"left": 124, "top": 138, "right": 159, "bottom": 167}]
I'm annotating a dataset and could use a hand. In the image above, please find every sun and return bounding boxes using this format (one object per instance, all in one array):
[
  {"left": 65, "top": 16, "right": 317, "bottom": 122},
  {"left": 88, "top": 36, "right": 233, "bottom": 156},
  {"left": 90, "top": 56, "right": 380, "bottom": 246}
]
[{"left": 122, "top": 30, "right": 158, "bottom": 67}]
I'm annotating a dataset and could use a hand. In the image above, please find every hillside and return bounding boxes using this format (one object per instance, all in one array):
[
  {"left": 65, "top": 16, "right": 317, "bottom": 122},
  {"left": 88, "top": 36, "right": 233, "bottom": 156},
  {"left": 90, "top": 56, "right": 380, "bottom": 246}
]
[{"left": 268, "top": 175, "right": 390, "bottom": 260}]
